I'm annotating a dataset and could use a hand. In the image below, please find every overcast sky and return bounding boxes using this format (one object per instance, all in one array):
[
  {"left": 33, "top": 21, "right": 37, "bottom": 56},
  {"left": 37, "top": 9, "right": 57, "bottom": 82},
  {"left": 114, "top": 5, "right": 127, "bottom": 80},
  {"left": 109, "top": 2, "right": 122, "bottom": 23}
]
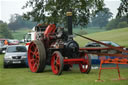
[{"left": 0, "top": 0, "right": 121, "bottom": 23}]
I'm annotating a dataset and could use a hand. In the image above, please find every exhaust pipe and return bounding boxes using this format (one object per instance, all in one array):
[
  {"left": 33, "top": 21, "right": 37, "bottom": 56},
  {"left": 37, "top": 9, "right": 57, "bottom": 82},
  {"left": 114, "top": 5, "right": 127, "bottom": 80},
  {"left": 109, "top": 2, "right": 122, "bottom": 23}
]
[{"left": 66, "top": 11, "right": 72, "bottom": 35}]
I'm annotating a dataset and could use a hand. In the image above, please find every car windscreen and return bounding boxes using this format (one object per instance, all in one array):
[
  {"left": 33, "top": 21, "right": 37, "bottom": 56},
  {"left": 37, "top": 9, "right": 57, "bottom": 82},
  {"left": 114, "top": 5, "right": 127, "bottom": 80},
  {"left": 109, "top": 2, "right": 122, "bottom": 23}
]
[
  {"left": 101, "top": 41, "right": 120, "bottom": 47},
  {"left": 7, "top": 46, "right": 27, "bottom": 52}
]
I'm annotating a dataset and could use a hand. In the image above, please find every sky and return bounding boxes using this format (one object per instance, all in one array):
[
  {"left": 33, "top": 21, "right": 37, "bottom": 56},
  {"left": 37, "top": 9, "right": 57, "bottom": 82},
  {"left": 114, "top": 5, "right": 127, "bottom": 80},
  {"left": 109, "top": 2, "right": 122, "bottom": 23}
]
[{"left": 0, "top": 0, "right": 121, "bottom": 23}]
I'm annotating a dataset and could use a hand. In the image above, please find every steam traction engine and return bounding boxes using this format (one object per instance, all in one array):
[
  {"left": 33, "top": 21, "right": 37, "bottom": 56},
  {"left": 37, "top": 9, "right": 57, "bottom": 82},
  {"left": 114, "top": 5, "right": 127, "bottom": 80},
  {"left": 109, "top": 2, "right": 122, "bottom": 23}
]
[{"left": 28, "top": 12, "right": 91, "bottom": 75}]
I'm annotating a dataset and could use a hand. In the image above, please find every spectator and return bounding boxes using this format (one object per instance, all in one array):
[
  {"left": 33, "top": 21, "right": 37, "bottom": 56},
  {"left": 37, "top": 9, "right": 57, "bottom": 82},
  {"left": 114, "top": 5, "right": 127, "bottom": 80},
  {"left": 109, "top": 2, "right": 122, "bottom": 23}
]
[{"left": 4, "top": 40, "right": 8, "bottom": 45}]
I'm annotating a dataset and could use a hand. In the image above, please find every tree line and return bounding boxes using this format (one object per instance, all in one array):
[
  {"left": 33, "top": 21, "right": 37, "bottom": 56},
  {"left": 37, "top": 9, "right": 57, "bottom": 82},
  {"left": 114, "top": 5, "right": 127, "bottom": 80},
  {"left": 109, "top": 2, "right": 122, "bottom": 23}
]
[
  {"left": 87, "top": 10, "right": 128, "bottom": 30},
  {"left": 0, "top": 14, "right": 37, "bottom": 39},
  {"left": 0, "top": 9, "right": 127, "bottom": 39},
  {"left": 8, "top": 14, "right": 37, "bottom": 32},
  {"left": 7, "top": 8, "right": 128, "bottom": 32},
  {"left": 0, "top": 21, "right": 13, "bottom": 39},
  {"left": 0, "top": 0, "right": 128, "bottom": 39}
]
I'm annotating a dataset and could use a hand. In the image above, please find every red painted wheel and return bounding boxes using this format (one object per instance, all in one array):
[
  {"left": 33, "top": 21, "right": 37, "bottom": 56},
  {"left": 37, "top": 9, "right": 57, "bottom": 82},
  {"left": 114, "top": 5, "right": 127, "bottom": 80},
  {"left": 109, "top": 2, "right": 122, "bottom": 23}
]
[
  {"left": 28, "top": 40, "right": 46, "bottom": 73},
  {"left": 79, "top": 54, "right": 91, "bottom": 74},
  {"left": 51, "top": 51, "right": 64, "bottom": 75}
]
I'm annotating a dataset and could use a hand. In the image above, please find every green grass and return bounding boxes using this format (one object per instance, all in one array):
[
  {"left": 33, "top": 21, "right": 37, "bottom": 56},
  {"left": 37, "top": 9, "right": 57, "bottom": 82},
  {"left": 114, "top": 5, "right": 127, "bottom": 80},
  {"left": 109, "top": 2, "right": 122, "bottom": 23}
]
[
  {"left": 11, "top": 28, "right": 31, "bottom": 40},
  {"left": 12, "top": 27, "right": 106, "bottom": 40},
  {"left": 73, "top": 27, "right": 106, "bottom": 34},
  {"left": 75, "top": 27, "right": 128, "bottom": 47},
  {"left": 0, "top": 54, "right": 128, "bottom": 85}
]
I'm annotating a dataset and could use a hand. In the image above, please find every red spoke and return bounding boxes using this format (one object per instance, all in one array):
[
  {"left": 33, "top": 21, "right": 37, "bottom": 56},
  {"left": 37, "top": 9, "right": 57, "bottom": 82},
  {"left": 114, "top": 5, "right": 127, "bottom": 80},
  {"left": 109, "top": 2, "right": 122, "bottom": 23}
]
[
  {"left": 30, "top": 59, "right": 35, "bottom": 64},
  {"left": 31, "top": 43, "right": 36, "bottom": 50},
  {"left": 35, "top": 58, "right": 39, "bottom": 64},
  {"left": 56, "top": 59, "right": 60, "bottom": 66},
  {"left": 34, "top": 48, "right": 38, "bottom": 53},
  {"left": 55, "top": 64, "right": 59, "bottom": 72},
  {"left": 33, "top": 63, "right": 37, "bottom": 69},
  {"left": 30, "top": 51, "right": 34, "bottom": 55},
  {"left": 34, "top": 48, "right": 39, "bottom": 58},
  {"left": 54, "top": 56, "right": 60, "bottom": 73},
  {"left": 35, "top": 52, "right": 39, "bottom": 58}
]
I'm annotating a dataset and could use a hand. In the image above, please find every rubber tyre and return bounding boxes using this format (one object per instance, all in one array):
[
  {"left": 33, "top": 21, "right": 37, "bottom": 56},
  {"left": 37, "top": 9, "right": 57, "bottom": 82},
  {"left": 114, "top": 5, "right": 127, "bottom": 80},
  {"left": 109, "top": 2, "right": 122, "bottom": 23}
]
[
  {"left": 28, "top": 40, "right": 46, "bottom": 73},
  {"left": 3, "top": 63, "right": 8, "bottom": 68}
]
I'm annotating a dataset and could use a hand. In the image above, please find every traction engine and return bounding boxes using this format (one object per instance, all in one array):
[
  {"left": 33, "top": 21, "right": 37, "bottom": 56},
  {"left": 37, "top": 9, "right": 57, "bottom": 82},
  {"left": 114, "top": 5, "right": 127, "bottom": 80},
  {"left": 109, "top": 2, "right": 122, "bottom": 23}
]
[{"left": 28, "top": 11, "right": 91, "bottom": 75}]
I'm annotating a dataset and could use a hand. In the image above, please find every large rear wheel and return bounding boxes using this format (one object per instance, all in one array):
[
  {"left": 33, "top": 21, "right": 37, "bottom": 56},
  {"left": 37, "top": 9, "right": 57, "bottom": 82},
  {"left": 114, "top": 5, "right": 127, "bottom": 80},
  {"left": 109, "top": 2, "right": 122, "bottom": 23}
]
[
  {"left": 79, "top": 54, "right": 91, "bottom": 74},
  {"left": 28, "top": 40, "right": 46, "bottom": 73},
  {"left": 51, "top": 51, "right": 64, "bottom": 75}
]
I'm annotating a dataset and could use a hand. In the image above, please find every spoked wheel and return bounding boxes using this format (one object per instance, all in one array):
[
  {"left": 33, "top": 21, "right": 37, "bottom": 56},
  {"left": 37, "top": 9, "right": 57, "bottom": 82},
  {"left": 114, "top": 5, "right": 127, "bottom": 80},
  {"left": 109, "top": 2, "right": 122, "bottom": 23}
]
[
  {"left": 79, "top": 54, "right": 91, "bottom": 74},
  {"left": 28, "top": 40, "right": 46, "bottom": 73},
  {"left": 51, "top": 51, "right": 64, "bottom": 75}
]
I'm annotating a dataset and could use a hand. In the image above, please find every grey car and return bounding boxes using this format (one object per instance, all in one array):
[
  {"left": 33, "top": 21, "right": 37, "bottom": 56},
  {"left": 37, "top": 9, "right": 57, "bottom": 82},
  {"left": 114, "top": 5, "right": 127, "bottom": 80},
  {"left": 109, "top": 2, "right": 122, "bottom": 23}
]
[
  {"left": 4, "top": 45, "right": 27, "bottom": 68},
  {"left": 85, "top": 41, "right": 121, "bottom": 54}
]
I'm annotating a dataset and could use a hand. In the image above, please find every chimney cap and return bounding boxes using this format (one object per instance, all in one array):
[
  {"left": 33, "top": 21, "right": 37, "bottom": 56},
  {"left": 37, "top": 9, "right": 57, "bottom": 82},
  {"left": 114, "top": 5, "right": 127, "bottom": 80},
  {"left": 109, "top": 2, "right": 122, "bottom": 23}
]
[{"left": 66, "top": 12, "right": 72, "bottom": 16}]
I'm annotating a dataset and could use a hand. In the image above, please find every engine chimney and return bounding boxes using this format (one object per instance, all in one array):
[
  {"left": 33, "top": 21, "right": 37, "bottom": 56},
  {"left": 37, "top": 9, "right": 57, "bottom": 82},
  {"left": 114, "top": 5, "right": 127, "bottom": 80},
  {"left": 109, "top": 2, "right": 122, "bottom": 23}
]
[{"left": 66, "top": 11, "right": 72, "bottom": 35}]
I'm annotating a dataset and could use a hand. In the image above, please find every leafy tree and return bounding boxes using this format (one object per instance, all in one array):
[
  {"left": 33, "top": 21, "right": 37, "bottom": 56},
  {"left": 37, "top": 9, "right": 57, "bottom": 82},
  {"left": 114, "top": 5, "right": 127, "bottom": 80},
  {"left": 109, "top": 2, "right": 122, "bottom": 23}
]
[
  {"left": 0, "top": 20, "right": 4, "bottom": 24},
  {"left": 117, "top": 21, "right": 128, "bottom": 28},
  {"left": 8, "top": 14, "right": 37, "bottom": 32},
  {"left": 90, "top": 8, "right": 113, "bottom": 28},
  {"left": 106, "top": 19, "right": 118, "bottom": 30},
  {"left": 0, "top": 22, "right": 13, "bottom": 39},
  {"left": 23, "top": 0, "right": 104, "bottom": 27},
  {"left": 117, "top": 0, "right": 128, "bottom": 18},
  {"left": 8, "top": 15, "right": 19, "bottom": 32},
  {"left": 106, "top": 16, "right": 128, "bottom": 30}
]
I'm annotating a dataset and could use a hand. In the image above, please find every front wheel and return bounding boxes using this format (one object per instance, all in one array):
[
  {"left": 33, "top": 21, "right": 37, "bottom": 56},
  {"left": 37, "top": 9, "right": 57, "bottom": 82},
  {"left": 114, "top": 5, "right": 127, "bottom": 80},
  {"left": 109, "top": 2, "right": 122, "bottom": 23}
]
[
  {"left": 79, "top": 54, "right": 91, "bottom": 74},
  {"left": 3, "top": 63, "right": 8, "bottom": 68},
  {"left": 51, "top": 51, "right": 64, "bottom": 75}
]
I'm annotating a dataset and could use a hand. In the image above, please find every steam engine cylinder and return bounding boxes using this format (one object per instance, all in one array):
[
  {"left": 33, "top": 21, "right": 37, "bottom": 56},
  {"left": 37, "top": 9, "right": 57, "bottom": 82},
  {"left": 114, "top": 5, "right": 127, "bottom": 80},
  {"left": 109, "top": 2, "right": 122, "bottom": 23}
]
[{"left": 63, "top": 40, "right": 79, "bottom": 58}]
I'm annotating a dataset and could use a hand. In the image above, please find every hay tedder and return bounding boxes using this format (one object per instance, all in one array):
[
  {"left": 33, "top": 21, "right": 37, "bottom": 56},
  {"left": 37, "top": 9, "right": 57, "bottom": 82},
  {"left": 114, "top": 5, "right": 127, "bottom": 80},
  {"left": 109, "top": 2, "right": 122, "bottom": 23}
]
[{"left": 27, "top": 11, "right": 128, "bottom": 77}]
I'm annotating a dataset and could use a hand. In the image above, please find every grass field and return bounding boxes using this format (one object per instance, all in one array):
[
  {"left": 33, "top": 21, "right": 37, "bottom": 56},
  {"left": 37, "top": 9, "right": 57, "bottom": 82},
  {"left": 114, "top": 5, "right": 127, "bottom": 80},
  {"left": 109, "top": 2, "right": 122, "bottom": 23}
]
[
  {"left": 12, "top": 27, "right": 106, "bottom": 40},
  {"left": 0, "top": 54, "right": 128, "bottom": 85},
  {"left": 2, "top": 27, "right": 128, "bottom": 85},
  {"left": 12, "top": 27, "right": 127, "bottom": 48},
  {"left": 11, "top": 28, "right": 31, "bottom": 40},
  {"left": 75, "top": 27, "right": 128, "bottom": 47},
  {"left": 73, "top": 27, "right": 106, "bottom": 34}
]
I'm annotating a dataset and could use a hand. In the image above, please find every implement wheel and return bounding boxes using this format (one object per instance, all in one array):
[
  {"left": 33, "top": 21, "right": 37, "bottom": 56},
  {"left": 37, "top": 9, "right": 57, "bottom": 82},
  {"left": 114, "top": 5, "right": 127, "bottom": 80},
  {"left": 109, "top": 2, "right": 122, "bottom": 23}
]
[
  {"left": 79, "top": 54, "right": 91, "bottom": 74},
  {"left": 51, "top": 51, "right": 64, "bottom": 75},
  {"left": 28, "top": 40, "right": 46, "bottom": 73}
]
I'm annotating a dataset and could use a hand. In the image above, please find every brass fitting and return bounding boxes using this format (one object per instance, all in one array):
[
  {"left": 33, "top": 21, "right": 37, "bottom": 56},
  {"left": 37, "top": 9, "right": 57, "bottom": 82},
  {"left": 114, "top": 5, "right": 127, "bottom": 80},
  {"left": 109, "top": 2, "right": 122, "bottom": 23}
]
[{"left": 66, "top": 12, "right": 72, "bottom": 16}]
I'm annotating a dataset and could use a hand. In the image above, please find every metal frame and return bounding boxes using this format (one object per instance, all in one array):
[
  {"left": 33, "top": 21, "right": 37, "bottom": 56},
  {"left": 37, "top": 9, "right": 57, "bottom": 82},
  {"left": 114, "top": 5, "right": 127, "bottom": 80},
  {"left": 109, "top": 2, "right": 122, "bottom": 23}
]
[{"left": 97, "top": 58, "right": 128, "bottom": 81}]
